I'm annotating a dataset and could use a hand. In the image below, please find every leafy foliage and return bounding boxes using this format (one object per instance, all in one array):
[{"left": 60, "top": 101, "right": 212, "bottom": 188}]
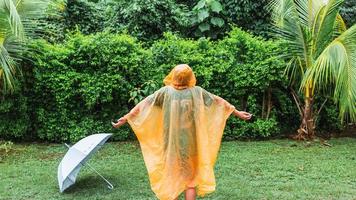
[
  {"left": 188, "top": 0, "right": 227, "bottom": 39},
  {"left": 270, "top": 0, "right": 356, "bottom": 124},
  {"left": 0, "top": 27, "right": 346, "bottom": 142},
  {"left": 0, "top": 89, "right": 30, "bottom": 140},
  {"left": 221, "top": 0, "right": 272, "bottom": 37},
  {"left": 1, "top": 28, "right": 294, "bottom": 141},
  {"left": 64, "top": 0, "right": 105, "bottom": 34},
  {"left": 151, "top": 28, "right": 294, "bottom": 138},
  {"left": 27, "top": 32, "right": 152, "bottom": 142},
  {"left": 39, "top": 0, "right": 106, "bottom": 42},
  {"left": 40, "top": 0, "right": 275, "bottom": 42},
  {"left": 340, "top": 0, "right": 356, "bottom": 28},
  {"left": 0, "top": 0, "right": 52, "bottom": 93},
  {"left": 106, "top": 0, "right": 190, "bottom": 41}
]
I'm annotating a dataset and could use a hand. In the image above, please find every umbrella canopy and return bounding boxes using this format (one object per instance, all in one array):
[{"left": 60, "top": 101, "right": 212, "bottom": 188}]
[{"left": 58, "top": 133, "right": 112, "bottom": 192}]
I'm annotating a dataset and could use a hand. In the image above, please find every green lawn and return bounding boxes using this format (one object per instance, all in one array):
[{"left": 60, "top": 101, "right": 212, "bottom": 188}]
[{"left": 1, "top": 138, "right": 356, "bottom": 200}]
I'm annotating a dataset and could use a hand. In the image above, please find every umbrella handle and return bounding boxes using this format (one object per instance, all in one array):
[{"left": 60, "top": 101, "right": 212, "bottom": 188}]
[
  {"left": 85, "top": 162, "right": 114, "bottom": 190},
  {"left": 63, "top": 143, "right": 114, "bottom": 190}
]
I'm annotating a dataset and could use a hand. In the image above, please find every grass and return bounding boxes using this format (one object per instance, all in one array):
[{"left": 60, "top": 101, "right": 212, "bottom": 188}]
[{"left": 0, "top": 138, "right": 356, "bottom": 200}]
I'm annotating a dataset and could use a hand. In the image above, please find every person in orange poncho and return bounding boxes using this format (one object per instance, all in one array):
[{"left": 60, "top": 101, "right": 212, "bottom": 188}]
[{"left": 112, "top": 64, "right": 251, "bottom": 200}]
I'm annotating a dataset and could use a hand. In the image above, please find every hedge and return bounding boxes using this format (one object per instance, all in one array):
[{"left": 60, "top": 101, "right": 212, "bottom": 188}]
[{"left": 0, "top": 28, "right": 342, "bottom": 142}]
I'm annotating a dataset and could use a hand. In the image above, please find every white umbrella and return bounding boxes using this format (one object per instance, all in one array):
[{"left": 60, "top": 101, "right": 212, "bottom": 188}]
[{"left": 57, "top": 133, "right": 114, "bottom": 193}]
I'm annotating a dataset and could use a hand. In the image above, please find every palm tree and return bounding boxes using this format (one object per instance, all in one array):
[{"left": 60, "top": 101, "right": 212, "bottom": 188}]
[
  {"left": 270, "top": 0, "right": 355, "bottom": 139},
  {"left": 0, "top": 0, "right": 52, "bottom": 93}
]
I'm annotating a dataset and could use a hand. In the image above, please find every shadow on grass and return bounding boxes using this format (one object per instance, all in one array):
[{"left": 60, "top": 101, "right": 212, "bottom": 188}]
[{"left": 61, "top": 173, "right": 129, "bottom": 195}]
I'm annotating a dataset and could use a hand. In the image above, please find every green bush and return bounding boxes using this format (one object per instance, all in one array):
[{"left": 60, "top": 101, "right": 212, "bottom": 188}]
[
  {"left": 0, "top": 81, "right": 31, "bottom": 140},
  {"left": 107, "top": 0, "right": 190, "bottom": 41},
  {"left": 188, "top": 0, "right": 228, "bottom": 39},
  {"left": 28, "top": 32, "right": 152, "bottom": 142},
  {"left": 314, "top": 96, "right": 345, "bottom": 134},
  {"left": 64, "top": 0, "right": 106, "bottom": 34},
  {"left": 24, "top": 28, "right": 291, "bottom": 142},
  {"left": 1, "top": 27, "right": 344, "bottom": 142},
  {"left": 221, "top": 0, "right": 272, "bottom": 37},
  {"left": 340, "top": 0, "right": 356, "bottom": 28},
  {"left": 150, "top": 28, "right": 293, "bottom": 139},
  {"left": 39, "top": 0, "right": 107, "bottom": 43},
  {"left": 225, "top": 117, "right": 280, "bottom": 139},
  {"left": 151, "top": 32, "right": 233, "bottom": 87},
  {"left": 40, "top": 0, "right": 274, "bottom": 42}
]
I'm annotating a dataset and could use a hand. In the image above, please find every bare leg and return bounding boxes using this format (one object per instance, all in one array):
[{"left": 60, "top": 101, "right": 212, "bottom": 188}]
[{"left": 185, "top": 187, "right": 196, "bottom": 200}]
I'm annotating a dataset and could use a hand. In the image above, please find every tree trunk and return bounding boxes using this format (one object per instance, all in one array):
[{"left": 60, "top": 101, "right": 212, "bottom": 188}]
[
  {"left": 262, "top": 90, "right": 266, "bottom": 118},
  {"left": 295, "top": 88, "right": 315, "bottom": 140},
  {"left": 266, "top": 87, "right": 272, "bottom": 119}
]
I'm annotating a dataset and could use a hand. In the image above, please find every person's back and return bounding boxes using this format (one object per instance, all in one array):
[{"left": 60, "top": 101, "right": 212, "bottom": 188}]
[{"left": 112, "top": 64, "right": 251, "bottom": 200}]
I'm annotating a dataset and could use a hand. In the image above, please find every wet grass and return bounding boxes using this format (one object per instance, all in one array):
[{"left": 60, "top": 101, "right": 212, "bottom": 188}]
[{"left": 0, "top": 138, "right": 355, "bottom": 199}]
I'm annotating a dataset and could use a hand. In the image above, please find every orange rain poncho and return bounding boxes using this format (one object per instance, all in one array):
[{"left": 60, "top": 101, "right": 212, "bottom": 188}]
[{"left": 125, "top": 64, "right": 235, "bottom": 200}]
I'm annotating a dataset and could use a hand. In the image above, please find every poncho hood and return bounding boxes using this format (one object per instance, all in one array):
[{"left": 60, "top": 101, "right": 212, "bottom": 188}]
[{"left": 163, "top": 64, "right": 196, "bottom": 90}]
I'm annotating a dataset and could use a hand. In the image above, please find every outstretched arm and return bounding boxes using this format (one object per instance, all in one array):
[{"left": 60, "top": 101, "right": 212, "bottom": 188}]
[
  {"left": 112, "top": 99, "right": 148, "bottom": 128},
  {"left": 232, "top": 109, "right": 252, "bottom": 120},
  {"left": 212, "top": 95, "right": 252, "bottom": 120},
  {"left": 112, "top": 88, "right": 163, "bottom": 129}
]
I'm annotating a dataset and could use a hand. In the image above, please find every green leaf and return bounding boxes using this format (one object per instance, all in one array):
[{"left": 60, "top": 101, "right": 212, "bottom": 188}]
[
  {"left": 194, "top": 0, "right": 206, "bottom": 10},
  {"left": 210, "top": 17, "right": 224, "bottom": 27},
  {"left": 312, "top": 0, "right": 344, "bottom": 56},
  {"left": 190, "top": 16, "right": 198, "bottom": 24},
  {"left": 197, "top": 9, "right": 209, "bottom": 22},
  {"left": 210, "top": 0, "right": 222, "bottom": 13},
  {"left": 198, "top": 22, "right": 210, "bottom": 32}
]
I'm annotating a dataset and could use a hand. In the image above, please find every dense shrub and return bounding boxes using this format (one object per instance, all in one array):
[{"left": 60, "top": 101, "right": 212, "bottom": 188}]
[
  {"left": 179, "top": 0, "right": 273, "bottom": 38},
  {"left": 28, "top": 32, "right": 152, "bottom": 142},
  {"left": 23, "top": 28, "right": 291, "bottom": 142},
  {"left": 150, "top": 28, "right": 295, "bottom": 138},
  {"left": 150, "top": 33, "right": 233, "bottom": 87},
  {"left": 41, "top": 0, "right": 274, "bottom": 42},
  {"left": 0, "top": 79, "right": 31, "bottom": 141},
  {"left": 0, "top": 27, "right": 345, "bottom": 142},
  {"left": 107, "top": 0, "right": 190, "bottom": 41},
  {"left": 63, "top": 0, "right": 106, "bottom": 34},
  {"left": 40, "top": 0, "right": 106, "bottom": 42},
  {"left": 314, "top": 96, "right": 345, "bottom": 134},
  {"left": 0, "top": 89, "right": 30, "bottom": 140},
  {"left": 340, "top": 0, "right": 356, "bottom": 28},
  {"left": 221, "top": 0, "right": 272, "bottom": 37},
  {"left": 188, "top": 0, "right": 228, "bottom": 39}
]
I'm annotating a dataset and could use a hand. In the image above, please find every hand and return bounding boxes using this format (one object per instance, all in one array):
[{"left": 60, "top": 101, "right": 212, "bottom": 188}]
[
  {"left": 234, "top": 110, "right": 252, "bottom": 120},
  {"left": 111, "top": 117, "right": 127, "bottom": 128}
]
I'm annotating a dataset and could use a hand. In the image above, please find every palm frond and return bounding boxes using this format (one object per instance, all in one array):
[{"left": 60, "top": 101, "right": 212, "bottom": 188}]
[
  {"left": 269, "top": 0, "right": 310, "bottom": 67},
  {"left": 0, "top": 39, "right": 17, "bottom": 92},
  {"left": 284, "top": 56, "right": 306, "bottom": 86},
  {"left": 308, "top": 0, "right": 325, "bottom": 24},
  {"left": 0, "top": 0, "right": 55, "bottom": 93},
  {"left": 312, "top": 0, "right": 344, "bottom": 57},
  {"left": 1, "top": 0, "right": 24, "bottom": 39},
  {"left": 15, "top": 0, "right": 50, "bottom": 18},
  {"left": 302, "top": 24, "right": 356, "bottom": 121},
  {"left": 294, "top": 0, "right": 325, "bottom": 27},
  {"left": 0, "top": 9, "right": 10, "bottom": 38},
  {"left": 1, "top": 0, "right": 53, "bottom": 40},
  {"left": 333, "top": 14, "right": 347, "bottom": 37},
  {"left": 3, "top": 35, "right": 25, "bottom": 61},
  {"left": 294, "top": 0, "right": 309, "bottom": 26}
]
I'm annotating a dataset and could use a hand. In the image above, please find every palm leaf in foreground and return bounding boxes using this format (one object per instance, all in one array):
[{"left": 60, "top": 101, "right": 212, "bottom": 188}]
[{"left": 302, "top": 25, "right": 356, "bottom": 121}]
